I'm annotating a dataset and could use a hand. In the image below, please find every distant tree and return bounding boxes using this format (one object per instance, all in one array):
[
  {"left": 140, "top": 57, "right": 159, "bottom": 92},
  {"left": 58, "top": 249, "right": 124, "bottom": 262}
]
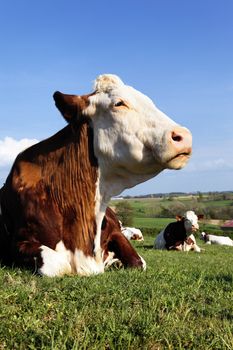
[
  {"left": 197, "top": 191, "right": 203, "bottom": 201},
  {"left": 115, "top": 201, "right": 133, "bottom": 226}
]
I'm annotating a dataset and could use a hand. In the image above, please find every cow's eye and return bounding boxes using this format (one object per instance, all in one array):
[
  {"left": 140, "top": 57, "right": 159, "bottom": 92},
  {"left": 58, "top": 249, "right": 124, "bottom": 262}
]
[{"left": 114, "top": 100, "right": 126, "bottom": 107}]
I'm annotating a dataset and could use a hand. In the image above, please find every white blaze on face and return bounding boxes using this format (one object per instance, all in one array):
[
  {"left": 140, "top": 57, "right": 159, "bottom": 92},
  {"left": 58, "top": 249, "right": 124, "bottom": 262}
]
[
  {"left": 83, "top": 74, "right": 192, "bottom": 195},
  {"left": 184, "top": 211, "right": 199, "bottom": 232}
]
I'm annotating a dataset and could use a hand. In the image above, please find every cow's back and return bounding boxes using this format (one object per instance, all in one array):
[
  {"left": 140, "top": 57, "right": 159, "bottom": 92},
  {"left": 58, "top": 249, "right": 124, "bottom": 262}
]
[{"left": 154, "top": 229, "right": 166, "bottom": 249}]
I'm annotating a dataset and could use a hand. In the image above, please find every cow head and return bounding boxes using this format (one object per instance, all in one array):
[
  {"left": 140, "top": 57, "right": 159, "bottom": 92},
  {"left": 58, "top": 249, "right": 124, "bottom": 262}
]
[
  {"left": 200, "top": 231, "right": 209, "bottom": 243},
  {"left": 54, "top": 74, "right": 192, "bottom": 198},
  {"left": 183, "top": 211, "right": 200, "bottom": 233}
]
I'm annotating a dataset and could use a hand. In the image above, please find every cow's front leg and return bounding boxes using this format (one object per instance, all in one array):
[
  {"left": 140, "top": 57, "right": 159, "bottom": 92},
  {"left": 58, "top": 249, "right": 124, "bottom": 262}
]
[{"left": 107, "top": 230, "right": 146, "bottom": 270}]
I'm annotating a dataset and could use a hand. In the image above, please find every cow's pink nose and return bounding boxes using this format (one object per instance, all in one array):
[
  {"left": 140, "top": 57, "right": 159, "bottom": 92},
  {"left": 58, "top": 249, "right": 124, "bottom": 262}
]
[{"left": 170, "top": 127, "right": 192, "bottom": 154}]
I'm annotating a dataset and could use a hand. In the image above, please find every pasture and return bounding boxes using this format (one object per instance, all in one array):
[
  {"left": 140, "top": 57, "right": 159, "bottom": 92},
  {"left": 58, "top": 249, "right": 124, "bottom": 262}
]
[{"left": 0, "top": 234, "right": 232, "bottom": 349}]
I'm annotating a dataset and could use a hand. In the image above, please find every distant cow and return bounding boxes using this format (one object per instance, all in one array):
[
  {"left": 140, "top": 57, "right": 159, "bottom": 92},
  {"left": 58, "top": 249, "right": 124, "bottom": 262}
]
[
  {"left": 121, "top": 226, "right": 144, "bottom": 241},
  {"left": 0, "top": 74, "right": 192, "bottom": 276},
  {"left": 200, "top": 232, "right": 233, "bottom": 246},
  {"left": 154, "top": 211, "right": 202, "bottom": 252}
]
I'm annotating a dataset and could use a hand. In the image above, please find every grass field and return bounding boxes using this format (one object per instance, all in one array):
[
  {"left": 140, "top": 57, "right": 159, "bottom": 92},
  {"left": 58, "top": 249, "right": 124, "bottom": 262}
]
[
  {"left": 111, "top": 194, "right": 233, "bottom": 213},
  {"left": 133, "top": 217, "right": 172, "bottom": 230},
  {"left": 0, "top": 235, "right": 232, "bottom": 349}
]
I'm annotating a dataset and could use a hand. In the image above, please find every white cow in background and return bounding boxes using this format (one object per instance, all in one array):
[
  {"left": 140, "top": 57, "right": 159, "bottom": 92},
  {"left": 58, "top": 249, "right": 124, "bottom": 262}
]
[
  {"left": 200, "top": 232, "right": 233, "bottom": 246},
  {"left": 121, "top": 226, "right": 144, "bottom": 241}
]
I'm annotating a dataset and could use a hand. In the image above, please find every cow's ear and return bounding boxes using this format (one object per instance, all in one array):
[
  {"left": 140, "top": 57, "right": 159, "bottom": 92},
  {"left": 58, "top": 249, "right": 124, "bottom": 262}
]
[
  {"left": 53, "top": 91, "right": 88, "bottom": 123},
  {"left": 198, "top": 214, "right": 204, "bottom": 220},
  {"left": 176, "top": 215, "right": 182, "bottom": 221}
]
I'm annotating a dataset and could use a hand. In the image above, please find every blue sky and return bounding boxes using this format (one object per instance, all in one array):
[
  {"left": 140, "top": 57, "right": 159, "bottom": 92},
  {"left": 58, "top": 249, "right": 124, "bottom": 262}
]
[{"left": 0, "top": 0, "right": 232, "bottom": 195}]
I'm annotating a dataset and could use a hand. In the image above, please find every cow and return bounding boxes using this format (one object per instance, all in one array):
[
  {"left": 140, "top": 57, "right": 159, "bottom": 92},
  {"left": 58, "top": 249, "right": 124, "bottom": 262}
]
[
  {"left": 101, "top": 208, "right": 146, "bottom": 269},
  {"left": 0, "top": 74, "right": 192, "bottom": 276},
  {"left": 121, "top": 226, "right": 144, "bottom": 241},
  {"left": 154, "top": 211, "right": 201, "bottom": 252},
  {"left": 200, "top": 232, "right": 233, "bottom": 246}
]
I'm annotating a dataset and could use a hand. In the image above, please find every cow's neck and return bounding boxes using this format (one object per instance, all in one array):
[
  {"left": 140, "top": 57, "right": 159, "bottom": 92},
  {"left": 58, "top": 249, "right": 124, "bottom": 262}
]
[
  {"left": 35, "top": 123, "right": 101, "bottom": 256},
  {"left": 97, "top": 167, "right": 161, "bottom": 201},
  {"left": 93, "top": 169, "right": 153, "bottom": 259}
]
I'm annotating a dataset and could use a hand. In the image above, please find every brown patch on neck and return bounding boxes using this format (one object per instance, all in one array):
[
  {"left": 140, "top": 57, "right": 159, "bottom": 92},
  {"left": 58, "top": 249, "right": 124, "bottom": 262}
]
[
  {"left": 10, "top": 121, "right": 99, "bottom": 257},
  {"left": 42, "top": 122, "right": 98, "bottom": 255}
]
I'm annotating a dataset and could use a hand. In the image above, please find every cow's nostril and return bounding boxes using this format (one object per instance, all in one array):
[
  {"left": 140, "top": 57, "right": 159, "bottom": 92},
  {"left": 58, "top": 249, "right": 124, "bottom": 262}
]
[{"left": 172, "top": 131, "right": 183, "bottom": 142}]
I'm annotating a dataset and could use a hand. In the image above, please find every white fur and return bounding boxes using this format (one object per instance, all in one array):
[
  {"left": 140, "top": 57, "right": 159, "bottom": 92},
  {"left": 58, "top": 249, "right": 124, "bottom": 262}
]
[
  {"left": 184, "top": 211, "right": 199, "bottom": 232},
  {"left": 121, "top": 227, "right": 144, "bottom": 241},
  {"left": 93, "top": 174, "right": 106, "bottom": 264},
  {"left": 38, "top": 241, "right": 105, "bottom": 277},
  {"left": 200, "top": 232, "right": 233, "bottom": 246},
  {"left": 38, "top": 242, "right": 72, "bottom": 277},
  {"left": 84, "top": 74, "right": 191, "bottom": 275},
  {"left": 73, "top": 249, "right": 105, "bottom": 276},
  {"left": 86, "top": 74, "right": 192, "bottom": 200},
  {"left": 139, "top": 255, "right": 147, "bottom": 270}
]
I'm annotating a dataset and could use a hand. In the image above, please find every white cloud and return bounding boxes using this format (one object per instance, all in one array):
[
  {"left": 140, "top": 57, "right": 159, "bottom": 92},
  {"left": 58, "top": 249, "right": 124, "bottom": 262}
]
[
  {"left": 183, "top": 158, "right": 233, "bottom": 173},
  {"left": 181, "top": 140, "right": 233, "bottom": 173},
  {"left": 0, "top": 136, "right": 38, "bottom": 167}
]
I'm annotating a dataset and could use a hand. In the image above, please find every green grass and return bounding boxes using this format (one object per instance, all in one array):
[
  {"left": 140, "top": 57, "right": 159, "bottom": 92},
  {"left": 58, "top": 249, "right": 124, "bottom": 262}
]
[
  {"left": 133, "top": 217, "right": 172, "bottom": 230},
  {"left": 0, "top": 236, "right": 233, "bottom": 349}
]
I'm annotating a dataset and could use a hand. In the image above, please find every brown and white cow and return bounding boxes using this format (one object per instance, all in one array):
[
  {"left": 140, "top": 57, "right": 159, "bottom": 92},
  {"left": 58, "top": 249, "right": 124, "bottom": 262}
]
[
  {"left": 154, "top": 211, "right": 202, "bottom": 252},
  {"left": 0, "top": 74, "right": 192, "bottom": 276},
  {"left": 101, "top": 208, "right": 146, "bottom": 269}
]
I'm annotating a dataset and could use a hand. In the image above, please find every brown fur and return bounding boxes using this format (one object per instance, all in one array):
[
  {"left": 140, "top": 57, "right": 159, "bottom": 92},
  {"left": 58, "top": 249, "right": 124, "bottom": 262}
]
[
  {"left": 101, "top": 208, "right": 143, "bottom": 268},
  {"left": 0, "top": 120, "right": 98, "bottom": 267}
]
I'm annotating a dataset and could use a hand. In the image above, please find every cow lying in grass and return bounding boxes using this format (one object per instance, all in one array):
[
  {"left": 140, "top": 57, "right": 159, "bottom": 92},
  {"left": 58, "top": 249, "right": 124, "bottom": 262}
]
[
  {"left": 154, "top": 211, "right": 202, "bottom": 252},
  {"left": 200, "top": 232, "right": 233, "bottom": 246},
  {"left": 0, "top": 74, "right": 192, "bottom": 276}
]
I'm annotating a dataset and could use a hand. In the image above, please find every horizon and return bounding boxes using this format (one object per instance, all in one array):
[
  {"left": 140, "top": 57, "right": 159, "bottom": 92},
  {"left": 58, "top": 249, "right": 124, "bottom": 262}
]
[{"left": 113, "top": 189, "right": 233, "bottom": 199}]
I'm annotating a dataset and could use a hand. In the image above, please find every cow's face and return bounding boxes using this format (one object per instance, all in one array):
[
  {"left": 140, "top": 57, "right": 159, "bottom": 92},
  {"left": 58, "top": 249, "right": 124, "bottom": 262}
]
[
  {"left": 54, "top": 74, "right": 192, "bottom": 191},
  {"left": 200, "top": 231, "right": 209, "bottom": 242},
  {"left": 184, "top": 211, "right": 199, "bottom": 233}
]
